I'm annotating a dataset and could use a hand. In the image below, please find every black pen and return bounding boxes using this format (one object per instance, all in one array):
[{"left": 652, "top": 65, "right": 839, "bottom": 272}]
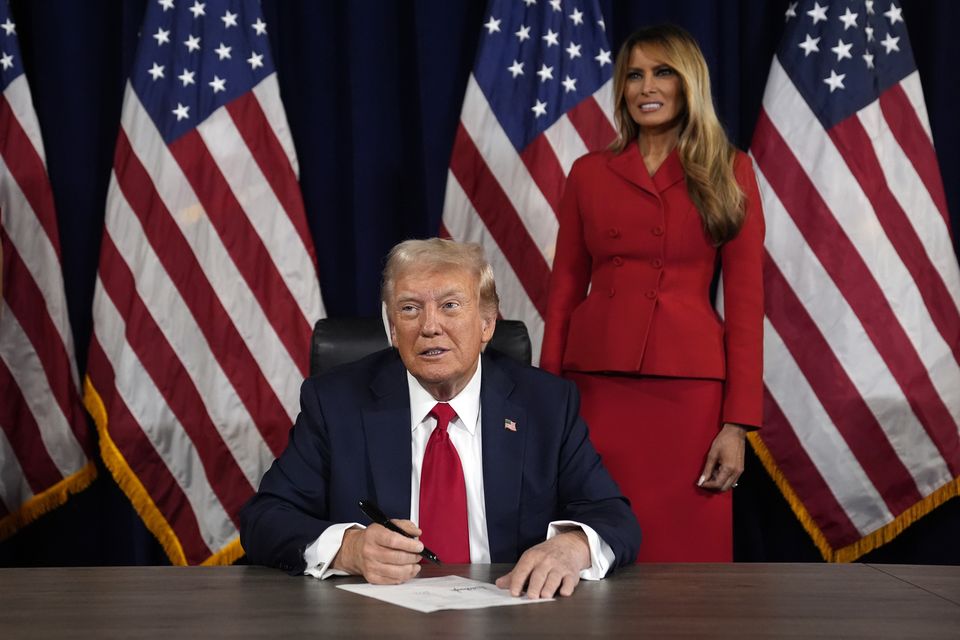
[{"left": 358, "top": 499, "right": 441, "bottom": 564}]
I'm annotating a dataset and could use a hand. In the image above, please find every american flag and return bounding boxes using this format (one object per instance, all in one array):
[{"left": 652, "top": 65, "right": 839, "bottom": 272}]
[
  {"left": 84, "top": 0, "right": 324, "bottom": 565},
  {"left": 442, "top": 0, "right": 616, "bottom": 363},
  {"left": 751, "top": 0, "right": 960, "bottom": 561},
  {"left": 0, "top": 0, "right": 95, "bottom": 539}
]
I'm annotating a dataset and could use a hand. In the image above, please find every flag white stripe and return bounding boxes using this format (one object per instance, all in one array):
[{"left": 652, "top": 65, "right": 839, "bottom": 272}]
[
  {"left": 443, "top": 172, "right": 544, "bottom": 364},
  {"left": 460, "top": 75, "right": 557, "bottom": 263},
  {"left": 594, "top": 78, "right": 616, "bottom": 129},
  {"left": 2, "top": 75, "right": 47, "bottom": 166},
  {"left": 0, "top": 302, "right": 85, "bottom": 477},
  {"left": 899, "top": 71, "right": 933, "bottom": 143},
  {"left": 543, "top": 114, "right": 590, "bottom": 175},
  {"left": 763, "top": 60, "right": 960, "bottom": 415},
  {"left": 0, "top": 154, "right": 78, "bottom": 382},
  {"left": 92, "top": 279, "right": 236, "bottom": 552},
  {"left": 196, "top": 107, "right": 322, "bottom": 326},
  {"left": 763, "top": 317, "right": 894, "bottom": 534},
  {"left": 0, "top": 419, "right": 31, "bottom": 511},
  {"left": 120, "top": 86, "right": 300, "bottom": 422},
  {"left": 252, "top": 75, "right": 300, "bottom": 178},
  {"left": 858, "top": 100, "right": 960, "bottom": 310},
  {"left": 104, "top": 182, "right": 275, "bottom": 488},
  {"left": 759, "top": 170, "right": 951, "bottom": 494}
]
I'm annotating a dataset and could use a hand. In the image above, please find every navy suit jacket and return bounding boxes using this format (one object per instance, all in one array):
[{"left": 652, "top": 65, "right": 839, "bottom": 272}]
[{"left": 240, "top": 348, "right": 640, "bottom": 574}]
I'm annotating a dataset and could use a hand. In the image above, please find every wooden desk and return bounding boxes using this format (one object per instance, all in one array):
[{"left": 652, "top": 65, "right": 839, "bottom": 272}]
[
  {"left": 866, "top": 563, "right": 960, "bottom": 608},
  {"left": 1, "top": 563, "right": 958, "bottom": 638}
]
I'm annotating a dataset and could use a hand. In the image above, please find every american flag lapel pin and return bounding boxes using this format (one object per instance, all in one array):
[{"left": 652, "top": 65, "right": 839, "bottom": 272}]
[{"left": 504, "top": 418, "right": 517, "bottom": 432}]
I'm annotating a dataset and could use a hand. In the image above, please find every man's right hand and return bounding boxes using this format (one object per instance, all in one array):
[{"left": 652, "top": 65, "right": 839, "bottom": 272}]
[{"left": 331, "top": 520, "right": 424, "bottom": 584}]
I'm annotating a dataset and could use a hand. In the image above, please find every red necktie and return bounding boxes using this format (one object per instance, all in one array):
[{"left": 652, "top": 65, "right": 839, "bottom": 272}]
[{"left": 418, "top": 402, "right": 470, "bottom": 563}]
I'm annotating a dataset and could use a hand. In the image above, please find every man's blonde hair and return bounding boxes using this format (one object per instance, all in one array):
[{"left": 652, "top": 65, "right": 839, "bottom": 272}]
[{"left": 381, "top": 238, "right": 500, "bottom": 320}]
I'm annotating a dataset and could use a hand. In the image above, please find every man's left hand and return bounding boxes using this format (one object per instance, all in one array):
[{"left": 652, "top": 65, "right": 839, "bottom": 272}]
[{"left": 495, "top": 530, "right": 590, "bottom": 599}]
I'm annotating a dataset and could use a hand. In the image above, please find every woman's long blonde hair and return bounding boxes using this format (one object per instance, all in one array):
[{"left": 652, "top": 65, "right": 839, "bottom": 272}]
[{"left": 610, "top": 24, "right": 744, "bottom": 245}]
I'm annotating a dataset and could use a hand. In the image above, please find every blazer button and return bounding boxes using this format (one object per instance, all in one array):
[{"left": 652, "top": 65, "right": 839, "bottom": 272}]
[
  {"left": 651, "top": 258, "right": 663, "bottom": 269},
  {"left": 651, "top": 225, "right": 664, "bottom": 236},
  {"left": 645, "top": 289, "right": 657, "bottom": 299},
  {"left": 607, "top": 288, "right": 616, "bottom": 297},
  {"left": 607, "top": 227, "right": 620, "bottom": 238},
  {"left": 612, "top": 256, "right": 624, "bottom": 267}
]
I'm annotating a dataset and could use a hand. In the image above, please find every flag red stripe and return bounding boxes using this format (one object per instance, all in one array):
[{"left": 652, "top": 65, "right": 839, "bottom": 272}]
[
  {"left": 518, "top": 134, "right": 565, "bottom": 217},
  {"left": 224, "top": 93, "right": 318, "bottom": 265},
  {"left": 114, "top": 131, "right": 289, "bottom": 455},
  {"left": 167, "top": 130, "right": 312, "bottom": 376},
  {"left": 0, "top": 358, "right": 64, "bottom": 493},
  {"left": 0, "top": 228, "right": 88, "bottom": 448},
  {"left": 449, "top": 124, "right": 552, "bottom": 315},
  {"left": 828, "top": 117, "right": 960, "bottom": 365},
  {"left": 753, "top": 110, "right": 960, "bottom": 474},
  {"left": 97, "top": 233, "right": 254, "bottom": 523},
  {"left": 764, "top": 253, "right": 923, "bottom": 512},
  {"left": 761, "top": 390, "right": 863, "bottom": 547},
  {"left": 566, "top": 96, "right": 617, "bottom": 152},
  {"left": 0, "top": 95, "right": 61, "bottom": 257},
  {"left": 86, "top": 338, "right": 213, "bottom": 563},
  {"left": 879, "top": 84, "right": 951, "bottom": 227}
]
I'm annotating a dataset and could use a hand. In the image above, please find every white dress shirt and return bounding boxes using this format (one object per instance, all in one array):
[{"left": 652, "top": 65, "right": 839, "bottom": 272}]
[{"left": 303, "top": 358, "right": 615, "bottom": 579}]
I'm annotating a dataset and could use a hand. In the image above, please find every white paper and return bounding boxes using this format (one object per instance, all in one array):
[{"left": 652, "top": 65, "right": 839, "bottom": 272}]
[{"left": 336, "top": 576, "right": 555, "bottom": 613}]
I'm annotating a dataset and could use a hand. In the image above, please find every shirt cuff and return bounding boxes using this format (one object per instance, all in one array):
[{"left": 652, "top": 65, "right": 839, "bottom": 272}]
[
  {"left": 303, "top": 522, "right": 365, "bottom": 579},
  {"left": 547, "top": 520, "right": 615, "bottom": 580}
]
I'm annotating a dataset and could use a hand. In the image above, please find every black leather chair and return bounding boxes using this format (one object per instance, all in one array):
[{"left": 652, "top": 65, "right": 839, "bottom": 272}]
[{"left": 309, "top": 317, "right": 532, "bottom": 376}]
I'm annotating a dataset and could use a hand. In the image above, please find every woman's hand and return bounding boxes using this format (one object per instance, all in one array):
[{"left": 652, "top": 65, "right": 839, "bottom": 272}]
[{"left": 697, "top": 423, "right": 747, "bottom": 492}]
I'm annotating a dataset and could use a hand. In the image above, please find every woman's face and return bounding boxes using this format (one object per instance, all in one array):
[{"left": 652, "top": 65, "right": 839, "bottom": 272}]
[{"left": 622, "top": 44, "right": 685, "bottom": 136}]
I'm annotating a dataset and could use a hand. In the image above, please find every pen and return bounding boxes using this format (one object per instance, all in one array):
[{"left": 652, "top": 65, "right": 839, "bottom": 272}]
[{"left": 358, "top": 499, "right": 441, "bottom": 564}]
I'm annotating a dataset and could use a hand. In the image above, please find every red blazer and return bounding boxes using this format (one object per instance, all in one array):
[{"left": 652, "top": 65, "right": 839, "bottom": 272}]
[{"left": 540, "top": 145, "right": 764, "bottom": 427}]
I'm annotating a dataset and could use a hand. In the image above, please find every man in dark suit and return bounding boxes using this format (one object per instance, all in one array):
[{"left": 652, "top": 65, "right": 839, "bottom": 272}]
[{"left": 240, "top": 238, "right": 639, "bottom": 599}]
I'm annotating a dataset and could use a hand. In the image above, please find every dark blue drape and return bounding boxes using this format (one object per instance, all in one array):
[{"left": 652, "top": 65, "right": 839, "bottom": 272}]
[{"left": 2, "top": 0, "right": 957, "bottom": 566}]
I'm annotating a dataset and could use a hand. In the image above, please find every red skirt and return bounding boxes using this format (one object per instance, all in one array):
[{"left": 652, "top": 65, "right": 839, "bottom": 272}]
[{"left": 567, "top": 372, "right": 732, "bottom": 562}]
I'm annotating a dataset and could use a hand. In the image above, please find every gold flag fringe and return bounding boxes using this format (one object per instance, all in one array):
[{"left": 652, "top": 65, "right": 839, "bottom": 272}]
[
  {"left": 0, "top": 461, "right": 97, "bottom": 542},
  {"left": 203, "top": 537, "right": 245, "bottom": 566},
  {"left": 748, "top": 431, "right": 960, "bottom": 563},
  {"left": 83, "top": 376, "right": 243, "bottom": 566}
]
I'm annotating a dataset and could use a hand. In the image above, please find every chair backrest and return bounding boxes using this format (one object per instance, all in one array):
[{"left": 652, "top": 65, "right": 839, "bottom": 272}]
[{"left": 309, "top": 317, "right": 532, "bottom": 376}]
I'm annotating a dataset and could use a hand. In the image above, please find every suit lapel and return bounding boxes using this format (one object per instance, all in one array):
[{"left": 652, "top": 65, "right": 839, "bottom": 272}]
[
  {"left": 480, "top": 355, "right": 527, "bottom": 562},
  {"left": 652, "top": 149, "right": 686, "bottom": 192},
  {"left": 362, "top": 354, "right": 413, "bottom": 520},
  {"left": 607, "top": 143, "right": 686, "bottom": 195}
]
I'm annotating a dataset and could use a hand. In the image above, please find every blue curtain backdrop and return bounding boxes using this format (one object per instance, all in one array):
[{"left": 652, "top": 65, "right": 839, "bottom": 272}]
[{"left": 2, "top": 0, "right": 958, "bottom": 565}]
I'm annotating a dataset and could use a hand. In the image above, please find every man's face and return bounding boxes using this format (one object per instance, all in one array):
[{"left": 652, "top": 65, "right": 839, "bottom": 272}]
[{"left": 388, "top": 266, "right": 495, "bottom": 400}]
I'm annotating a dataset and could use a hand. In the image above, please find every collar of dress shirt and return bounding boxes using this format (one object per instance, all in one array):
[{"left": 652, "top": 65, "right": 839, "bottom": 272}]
[{"left": 406, "top": 357, "right": 482, "bottom": 435}]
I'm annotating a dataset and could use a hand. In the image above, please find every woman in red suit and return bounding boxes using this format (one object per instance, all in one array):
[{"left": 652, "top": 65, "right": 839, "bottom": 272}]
[{"left": 541, "top": 24, "right": 764, "bottom": 562}]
